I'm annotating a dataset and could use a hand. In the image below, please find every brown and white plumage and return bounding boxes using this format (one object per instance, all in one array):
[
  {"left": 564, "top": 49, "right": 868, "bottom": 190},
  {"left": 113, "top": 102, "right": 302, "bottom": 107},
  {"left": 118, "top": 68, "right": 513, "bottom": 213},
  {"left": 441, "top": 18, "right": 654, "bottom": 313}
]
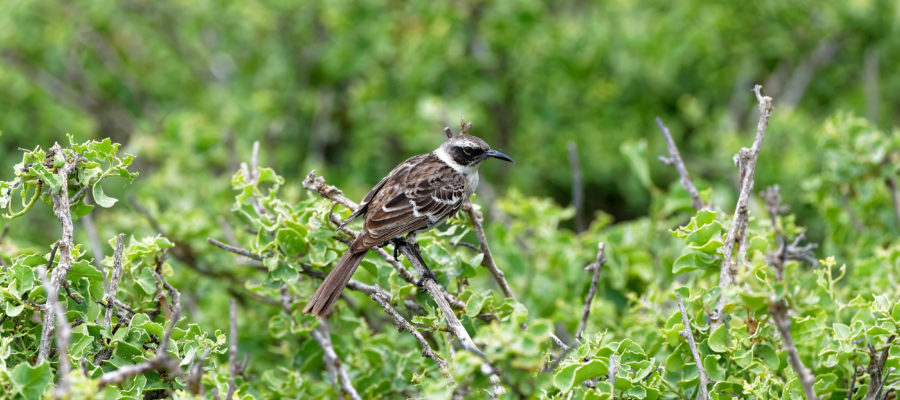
[{"left": 303, "top": 133, "right": 513, "bottom": 317}]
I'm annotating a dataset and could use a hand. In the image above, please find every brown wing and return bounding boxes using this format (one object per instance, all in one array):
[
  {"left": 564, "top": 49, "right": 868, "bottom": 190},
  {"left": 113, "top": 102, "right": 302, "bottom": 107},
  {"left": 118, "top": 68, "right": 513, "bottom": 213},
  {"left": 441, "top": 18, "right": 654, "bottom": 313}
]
[{"left": 350, "top": 156, "right": 466, "bottom": 252}]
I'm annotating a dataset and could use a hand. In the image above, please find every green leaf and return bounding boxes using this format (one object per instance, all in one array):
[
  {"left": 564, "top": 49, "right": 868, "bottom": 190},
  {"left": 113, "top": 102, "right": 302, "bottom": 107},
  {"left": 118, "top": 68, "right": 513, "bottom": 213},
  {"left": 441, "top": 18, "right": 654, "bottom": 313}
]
[
  {"left": 92, "top": 183, "right": 118, "bottom": 208},
  {"left": 832, "top": 323, "right": 851, "bottom": 341},
  {"left": 11, "top": 361, "right": 52, "bottom": 399},
  {"left": 31, "top": 163, "right": 59, "bottom": 191},
  {"left": 708, "top": 324, "right": 731, "bottom": 353}
]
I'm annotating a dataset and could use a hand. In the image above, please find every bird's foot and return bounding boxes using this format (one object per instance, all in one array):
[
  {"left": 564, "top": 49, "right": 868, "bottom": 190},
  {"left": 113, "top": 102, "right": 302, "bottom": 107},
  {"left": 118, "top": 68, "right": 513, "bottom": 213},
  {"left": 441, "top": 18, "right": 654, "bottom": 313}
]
[
  {"left": 389, "top": 236, "right": 406, "bottom": 261},
  {"left": 416, "top": 267, "right": 438, "bottom": 288}
]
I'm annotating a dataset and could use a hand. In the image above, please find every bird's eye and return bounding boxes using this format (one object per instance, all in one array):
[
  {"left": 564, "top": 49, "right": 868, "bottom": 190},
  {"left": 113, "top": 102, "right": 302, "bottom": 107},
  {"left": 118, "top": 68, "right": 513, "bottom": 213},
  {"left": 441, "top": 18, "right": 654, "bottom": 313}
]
[{"left": 463, "top": 146, "right": 474, "bottom": 155}]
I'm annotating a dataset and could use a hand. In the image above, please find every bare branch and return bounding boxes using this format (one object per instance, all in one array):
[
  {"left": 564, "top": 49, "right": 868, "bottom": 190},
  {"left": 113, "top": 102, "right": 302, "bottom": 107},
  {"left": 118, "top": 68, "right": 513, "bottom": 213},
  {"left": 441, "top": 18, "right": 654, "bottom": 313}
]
[
  {"left": 38, "top": 248, "right": 71, "bottom": 399},
  {"left": 770, "top": 300, "right": 817, "bottom": 400},
  {"left": 656, "top": 117, "right": 705, "bottom": 210},
  {"left": 676, "top": 293, "right": 710, "bottom": 400},
  {"left": 311, "top": 322, "right": 363, "bottom": 400},
  {"left": 103, "top": 234, "right": 126, "bottom": 331},
  {"left": 226, "top": 299, "right": 241, "bottom": 400},
  {"left": 97, "top": 269, "right": 185, "bottom": 387},
  {"left": 864, "top": 336, "right": 895, "bottom": 400},
  {"left": 711, "top": 84, "right": 774, "bottom": 329},
  {"left": 463, "top": 202, "right": 515, "bottom": 299},
  {"left": 566, "top": 141, "right": 586, "bottom": 231},
  {"left": 607, "top": 354, "right": 617, "bottom": 387},
  {"left": 396, "top": 241, "right": 505, "bottom": 398},
  {"left": 187, "top": 347, "right": 213, "bottom": 395},
  {"left": 762, "top": 185, "right": 818, "bottom": 280},
  {"left": 207, "top": 237, "right": 264, "bottom": 262},
  {"left": 39, "top": 143, "right": 79, "bottom": 363},
  {"left": 575, "top": 242, "right": 606, "bottom": 342}
]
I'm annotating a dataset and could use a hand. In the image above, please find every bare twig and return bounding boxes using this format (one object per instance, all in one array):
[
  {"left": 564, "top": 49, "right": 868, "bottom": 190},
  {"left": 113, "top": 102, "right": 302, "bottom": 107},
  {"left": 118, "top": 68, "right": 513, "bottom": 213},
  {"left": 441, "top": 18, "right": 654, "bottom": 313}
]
[
  {"left": 39, "top": 143, "right": 79, "bottom": 363},
  {"left": 396, "top": 241, "right": 505, "bottom": 398},
  {"left": 762, "top": 185, "right": 818, "bottom": 279},
  {"left": 463, "top": 202, "right": 515, "bottom": 299},
  {"left": 97, "top": 270, "right": 185, "bottom": 386},
  {"left": 575, "top": 243, "right": 606, "bottom": 342},
  {"left": 676, "top": 293, "right": 710, "bottom": 400},
  {"left": 187, "top": 347, "right": 213, "bottom": 395},
  {"left": 770, "top": 300, "right": 817, "bottom": 400},
  {"left": 311, "top": 321, "right": 362, "bottom": 400},
  {"left": 208, "top": 237, "right": 264, "bottom": 262},
  {"left": 226, "top": 299, "right": 241, "bottom": 400},
  {"left": 711, "top": 85, "right": 774, "bottom": 329},
  {"left": 103, "top": 234, "right": 126, "bottom": 331},
  {"left": 864, "top": 336, "right": 895, "bottom": 400},
  {"left": 847, "top": 366, "right": 859, "bottom": 400},
  {"left": 38, "top": 249, "right": 72, "bottom": 399},
  {"left": 607, "top": 354, "right": 617, "bottom": 387},
  {"left": 656, "top": 117, "right": 705, "bottom": 210},
  {"left": 567, "top": 141, "right": 586, "bottom": 231}
]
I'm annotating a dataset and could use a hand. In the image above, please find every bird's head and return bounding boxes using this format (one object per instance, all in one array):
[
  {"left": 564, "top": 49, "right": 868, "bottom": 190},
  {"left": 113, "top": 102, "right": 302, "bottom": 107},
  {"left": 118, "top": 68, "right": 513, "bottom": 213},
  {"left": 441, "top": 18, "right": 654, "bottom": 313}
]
[{"left": 439, "top": 134, "right": 514, "bottom": 168}]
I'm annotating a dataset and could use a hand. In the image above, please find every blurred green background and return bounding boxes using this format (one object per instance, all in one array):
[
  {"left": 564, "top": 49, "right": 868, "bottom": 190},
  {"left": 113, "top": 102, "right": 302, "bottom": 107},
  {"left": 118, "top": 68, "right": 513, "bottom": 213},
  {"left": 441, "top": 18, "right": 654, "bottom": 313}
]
[{"left": 3, "top": 0, "right": 898, "bottom": 234}]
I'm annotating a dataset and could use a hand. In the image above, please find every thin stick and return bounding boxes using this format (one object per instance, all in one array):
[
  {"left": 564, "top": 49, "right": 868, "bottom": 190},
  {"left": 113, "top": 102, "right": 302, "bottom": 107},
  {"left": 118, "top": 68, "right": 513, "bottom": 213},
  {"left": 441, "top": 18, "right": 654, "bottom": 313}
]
[
  {"left": 567, "top": 141, "right": 586, "bottom": 231},
  {"left": 38, "top": 251, "right": 71, "bottom": 399},
  {"left": 226, "top": 299, "right": 240, "bottom": 400},
  {"left": 103, "top": 233, "right": 125, "bottom": 330},
  {"left": 770, "top": 301, "right": 817, "bottom": 400},
  {"left": 711, "top": 85, "right": 774, "bottom": 329},
  {"left": 39, "top": 143, "right": 79, "bottom": 363},
  {"left": 656, "top": 117, "right": 705, "bottom": 210},
  {"left": 463, "top": 202, "right": 515, "bottom": 299},
  {"left": 311, "top": 322, "right": 362, "bottom": 400},
  {"left": 607, "top": 354, "right": 617, "bottom": 387},
  {"left": 98, "top": 270, "right": 185, "bottom": 386},
  {"left": 575, "top": 243, "right": 606, "bottom": 342},
  {"left": 397, "top": 242, "right": 505, "bottom": 398},
  {"left": 676, "top": 293, "right": 710, "bottom": 400},
  {"left": 208, "top": 237, "right": 264, "bottom": 261}
]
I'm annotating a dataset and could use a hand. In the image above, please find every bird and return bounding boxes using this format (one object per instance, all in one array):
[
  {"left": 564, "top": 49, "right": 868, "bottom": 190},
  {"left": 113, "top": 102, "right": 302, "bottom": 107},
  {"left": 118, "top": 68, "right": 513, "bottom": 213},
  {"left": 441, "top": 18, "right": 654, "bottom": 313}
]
[{"left": 303, "top": 124, "right": 513, "bottom": 317}]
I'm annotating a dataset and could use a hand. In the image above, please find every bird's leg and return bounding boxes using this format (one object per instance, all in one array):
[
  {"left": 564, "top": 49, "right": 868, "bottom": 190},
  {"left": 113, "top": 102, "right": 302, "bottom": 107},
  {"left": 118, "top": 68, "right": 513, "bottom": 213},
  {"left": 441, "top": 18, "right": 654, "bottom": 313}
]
[{"left": 389, "top": 236, "right": 406, "bottom": 261}]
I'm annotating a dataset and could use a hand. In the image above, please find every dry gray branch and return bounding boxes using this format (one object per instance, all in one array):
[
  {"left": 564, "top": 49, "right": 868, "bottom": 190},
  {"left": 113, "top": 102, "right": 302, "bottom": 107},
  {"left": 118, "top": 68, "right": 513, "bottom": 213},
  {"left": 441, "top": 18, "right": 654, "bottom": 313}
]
[
  {"left": 656, "top": 117, "right": 705, "bottom": 210},
  {"left": 711, "top": 84, "right": 774, "bottom": 329},
  {"left": 396, "top": 241, "right": 505, "bottom": 398},
  {"left": 39, "top": 143, "right": 79, "bottom": 363},
  {"left": 207, "top": 237, "right": 264, "bottom": 262},
  {"left": 187, "top": 347, "right": 213, "bottom": 395},
  {"left": 864, "top": 336, "right": 895, "bottom": 400},
  {"left": 240, "top": 141, "right": 268, "bottom": 217},
  {"left": 567, "top": 141, "right": 586, "bottom": 231},
  {"left": 463, "top": 202, "right": 515, "bottom": 299},
  {"left": 762, "top": 185, "right": 818, "bottom": 280},
  {"left": 103, "top": 234, "right": 126, "bottom": 331},
  {"left": 575, "top": 242, "right": 606, "bottom": 342},
  {"left": 38, "top": 247, "right": 71, "bottom": 399},
  {"left": 676, "top": 293, "right": 710, "bottom": 400},
  {"left": 97, "top": 270, "right": 185, "bottom": 387},
  {"left": 607, "top": 354, "right": 617, "bottom": 387},
  {"left": 311, "top": 322, "right": 363, "bottom": 400},
  {"left": 770, "top": 300, "right": 817, "bottom": 400},
  {"left": 226, "top": 299, "right": 241, "bottom": 400}
]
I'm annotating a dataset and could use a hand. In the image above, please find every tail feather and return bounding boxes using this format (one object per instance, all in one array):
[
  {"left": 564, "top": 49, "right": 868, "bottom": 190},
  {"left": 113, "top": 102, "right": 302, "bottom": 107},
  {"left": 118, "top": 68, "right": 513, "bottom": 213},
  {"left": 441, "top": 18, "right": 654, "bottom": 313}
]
[{"left": 303, "top": 251, "right": 367, "bottom": 317}]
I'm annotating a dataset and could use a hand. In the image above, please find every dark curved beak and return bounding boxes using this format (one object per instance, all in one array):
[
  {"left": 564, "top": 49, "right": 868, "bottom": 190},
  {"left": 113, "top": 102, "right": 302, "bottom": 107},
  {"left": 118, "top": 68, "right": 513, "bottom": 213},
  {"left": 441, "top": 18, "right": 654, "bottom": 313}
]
[{"left": 485, "top": 149, "right": 514, "bottom": 163}]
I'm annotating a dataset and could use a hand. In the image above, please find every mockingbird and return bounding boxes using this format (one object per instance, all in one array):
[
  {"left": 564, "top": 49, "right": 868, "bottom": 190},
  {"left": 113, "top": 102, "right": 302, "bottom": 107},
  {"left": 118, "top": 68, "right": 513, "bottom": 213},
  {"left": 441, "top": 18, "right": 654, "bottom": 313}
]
[{"left": 303, "top": 125, "right": 513, "bottom": 317}]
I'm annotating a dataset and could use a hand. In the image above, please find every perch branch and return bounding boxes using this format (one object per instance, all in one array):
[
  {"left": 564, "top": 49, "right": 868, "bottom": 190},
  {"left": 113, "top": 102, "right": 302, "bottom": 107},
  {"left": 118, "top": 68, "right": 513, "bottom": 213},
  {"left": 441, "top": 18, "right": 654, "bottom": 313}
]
[
  {"left": 208, "top": 237, "right": 264, "bottom": 262},
  {"left": 103, "top": 234, "right": 126, "bottom": 330},
  {"left": 676, "top": 293, "right": 710, "bottom": 400},
  {"left": 575, "top": 242, "right": 606, "bottom": 342},
  {"left": 656, "top": 117, "right": 705, "bottom": 210},
  {"left": 864, "top": 336, "right": 895, "bottom": 400},
  {"left": 463, "top": 201, "right": 515, "bottom": 299},
  {"left": 38, "top": 248, "right": 72, "bottom": 399},
  {"left": 711, "top": 84, "right": 773, "bottom": 329},
  {"left": 39, "top": 143, "right": 79, "bottom": 363},
  {"left": 311, "top": 321, "right": 363, "bottom": 400}
]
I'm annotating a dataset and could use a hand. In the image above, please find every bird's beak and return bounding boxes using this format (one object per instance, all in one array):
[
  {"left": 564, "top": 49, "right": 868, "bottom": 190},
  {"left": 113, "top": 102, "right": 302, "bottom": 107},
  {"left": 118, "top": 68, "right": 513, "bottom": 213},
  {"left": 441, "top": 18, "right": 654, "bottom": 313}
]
[{"left": 485, "top": 149, "right": 514, "bottom": 163}]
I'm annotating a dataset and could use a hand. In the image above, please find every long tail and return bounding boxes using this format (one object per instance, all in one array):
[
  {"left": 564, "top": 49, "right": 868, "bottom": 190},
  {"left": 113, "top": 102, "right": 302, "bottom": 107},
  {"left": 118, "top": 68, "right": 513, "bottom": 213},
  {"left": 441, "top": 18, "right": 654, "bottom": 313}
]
[{"left": 303, "top": 250, "right": 367, "bottom": 317}]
